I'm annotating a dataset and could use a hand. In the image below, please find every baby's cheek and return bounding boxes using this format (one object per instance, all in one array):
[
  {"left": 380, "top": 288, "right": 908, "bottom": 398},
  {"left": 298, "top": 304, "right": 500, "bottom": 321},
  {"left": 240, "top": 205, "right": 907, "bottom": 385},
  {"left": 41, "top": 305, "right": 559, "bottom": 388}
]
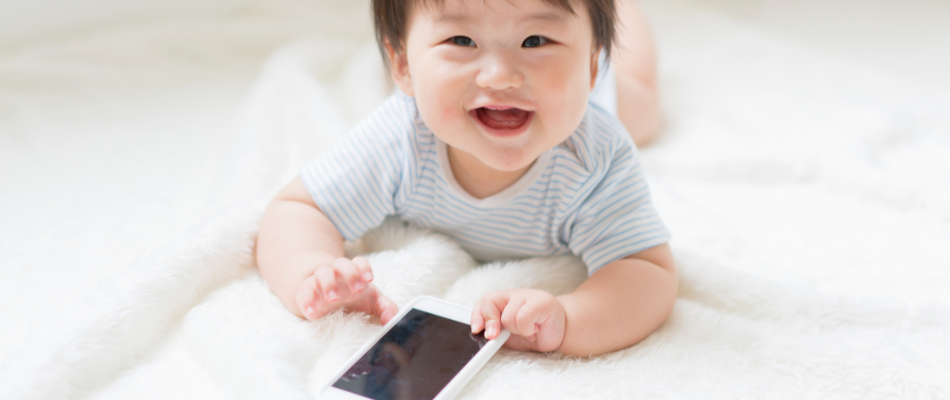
[
  {"left": 415, "top": 91, "right": 456, "bottom": 131},
  {"left": 420, "top": 86, "right": 458, "bottom": 123},
  {"left": 441, "top": 104, "right": 458, "bottom": 122},
  {"left": 539, "top": 72, "right": 588, "bottom": 127}
]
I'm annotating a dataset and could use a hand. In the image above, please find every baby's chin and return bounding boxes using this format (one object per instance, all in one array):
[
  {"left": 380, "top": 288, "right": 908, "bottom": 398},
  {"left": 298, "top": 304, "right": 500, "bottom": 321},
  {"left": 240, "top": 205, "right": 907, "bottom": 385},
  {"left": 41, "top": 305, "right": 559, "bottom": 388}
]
[{"left": 476, "top": 145, "right": 541, "bottom": 173}]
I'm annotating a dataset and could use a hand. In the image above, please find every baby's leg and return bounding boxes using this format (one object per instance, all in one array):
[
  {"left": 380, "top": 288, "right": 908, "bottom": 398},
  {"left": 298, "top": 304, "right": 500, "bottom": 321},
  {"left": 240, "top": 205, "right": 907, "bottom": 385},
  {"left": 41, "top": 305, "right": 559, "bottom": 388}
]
[{"left": 613, "top": 0, "right": 661, "bottom": 147}]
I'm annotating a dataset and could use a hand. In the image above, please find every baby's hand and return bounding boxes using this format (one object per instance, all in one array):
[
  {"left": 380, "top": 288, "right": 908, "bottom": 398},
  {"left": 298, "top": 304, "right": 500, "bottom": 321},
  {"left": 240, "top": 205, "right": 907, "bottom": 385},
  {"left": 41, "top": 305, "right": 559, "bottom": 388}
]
[
  {"left": 471, "top": 289, "right": 566, "bottom": 352},
  {"left": 295, "top": 256, "right": 398, "bottom": 324}
]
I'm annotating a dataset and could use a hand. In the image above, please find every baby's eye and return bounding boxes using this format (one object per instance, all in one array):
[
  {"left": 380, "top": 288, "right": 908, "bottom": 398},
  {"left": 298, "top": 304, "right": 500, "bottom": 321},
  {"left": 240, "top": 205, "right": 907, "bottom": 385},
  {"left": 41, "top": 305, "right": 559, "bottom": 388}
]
[
  {"left": 450, "top": 36, "right": 476, "bottom": 47},
  {"left": 522, "top": 35, "right": 547, "bottom": 48}
]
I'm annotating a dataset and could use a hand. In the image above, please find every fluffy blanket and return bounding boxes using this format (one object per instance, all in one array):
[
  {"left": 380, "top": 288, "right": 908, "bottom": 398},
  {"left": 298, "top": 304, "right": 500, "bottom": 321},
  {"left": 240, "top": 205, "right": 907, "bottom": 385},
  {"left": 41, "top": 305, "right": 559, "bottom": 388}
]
[{"left": 2, "top": 1, "right": 948, "bottom": 399}]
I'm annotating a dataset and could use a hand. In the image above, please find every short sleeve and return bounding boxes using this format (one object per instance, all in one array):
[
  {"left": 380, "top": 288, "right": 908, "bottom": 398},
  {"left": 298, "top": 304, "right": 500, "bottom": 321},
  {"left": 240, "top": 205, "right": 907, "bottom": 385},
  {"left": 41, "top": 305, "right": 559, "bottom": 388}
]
[
  {"left": 568, "top": 137, "right": 671, "bottom": 274},
  {"left": 300, "top": 95, "right": 412, "bottom": 241}
]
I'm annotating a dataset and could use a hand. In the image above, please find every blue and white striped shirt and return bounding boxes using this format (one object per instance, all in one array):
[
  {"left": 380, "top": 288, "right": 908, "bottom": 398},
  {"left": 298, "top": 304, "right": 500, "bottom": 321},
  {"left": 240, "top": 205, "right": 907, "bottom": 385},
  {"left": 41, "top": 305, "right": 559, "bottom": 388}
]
[{"left": 301, "top": 92, "right": 670, "bottom": 274}]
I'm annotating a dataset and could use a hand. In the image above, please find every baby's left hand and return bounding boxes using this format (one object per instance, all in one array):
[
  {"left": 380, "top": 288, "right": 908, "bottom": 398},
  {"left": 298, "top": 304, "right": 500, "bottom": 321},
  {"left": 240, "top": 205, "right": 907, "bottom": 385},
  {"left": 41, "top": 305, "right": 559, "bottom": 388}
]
[{"left": 471, "top": 289, "right": 566, "bottom": 352}]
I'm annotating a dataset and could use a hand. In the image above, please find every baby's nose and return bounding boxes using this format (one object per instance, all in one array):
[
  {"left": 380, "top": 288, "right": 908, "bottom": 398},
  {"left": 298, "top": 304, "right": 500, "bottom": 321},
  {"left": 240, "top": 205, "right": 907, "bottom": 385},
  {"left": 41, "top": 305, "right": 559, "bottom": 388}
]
[{"left": 475, "top": 54, "right": 524, "bottom": 91}]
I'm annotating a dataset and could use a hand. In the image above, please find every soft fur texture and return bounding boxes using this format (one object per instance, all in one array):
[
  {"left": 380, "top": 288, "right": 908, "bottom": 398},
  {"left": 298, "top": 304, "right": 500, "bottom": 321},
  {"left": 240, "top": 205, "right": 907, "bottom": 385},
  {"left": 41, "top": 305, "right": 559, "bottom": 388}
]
[{"left": 2, "top": 1, "right": 949, "bottom": 399}]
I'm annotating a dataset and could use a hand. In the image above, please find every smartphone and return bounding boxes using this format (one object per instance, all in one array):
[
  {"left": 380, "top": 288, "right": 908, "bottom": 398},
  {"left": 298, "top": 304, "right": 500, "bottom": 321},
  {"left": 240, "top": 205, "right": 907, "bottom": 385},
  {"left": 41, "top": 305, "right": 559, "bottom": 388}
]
[{"left": 319, "top": 296, "right": 510, "bottom": 400}]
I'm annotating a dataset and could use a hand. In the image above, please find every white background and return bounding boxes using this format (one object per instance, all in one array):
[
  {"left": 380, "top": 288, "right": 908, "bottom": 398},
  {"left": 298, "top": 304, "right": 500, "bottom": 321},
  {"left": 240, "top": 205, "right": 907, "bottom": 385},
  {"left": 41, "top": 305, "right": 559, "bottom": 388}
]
[{"left": 2, "top": 0, "right": 949, "bottom": 97}]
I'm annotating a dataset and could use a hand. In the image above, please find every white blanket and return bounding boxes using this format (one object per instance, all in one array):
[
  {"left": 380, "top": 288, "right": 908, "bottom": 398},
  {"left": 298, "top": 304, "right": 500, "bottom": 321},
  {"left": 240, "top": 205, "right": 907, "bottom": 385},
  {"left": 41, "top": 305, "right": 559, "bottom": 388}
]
[{"left": 2, "top": 1, "right": 949, "bottom": 399}]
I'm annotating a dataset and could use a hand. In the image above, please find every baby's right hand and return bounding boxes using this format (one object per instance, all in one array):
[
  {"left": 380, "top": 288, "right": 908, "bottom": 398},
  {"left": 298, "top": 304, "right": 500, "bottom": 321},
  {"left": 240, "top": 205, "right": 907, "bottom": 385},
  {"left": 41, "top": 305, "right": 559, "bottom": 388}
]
[{"left": 295, "top": 256, "right": 398, "bottom": 324}]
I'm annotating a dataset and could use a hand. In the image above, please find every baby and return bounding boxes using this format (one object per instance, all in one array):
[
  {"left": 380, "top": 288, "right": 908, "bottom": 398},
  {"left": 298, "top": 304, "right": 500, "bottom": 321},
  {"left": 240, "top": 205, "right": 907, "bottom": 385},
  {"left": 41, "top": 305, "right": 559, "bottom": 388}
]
[{"left": 256, "top": 0, "right": 676, "bottom": 357}]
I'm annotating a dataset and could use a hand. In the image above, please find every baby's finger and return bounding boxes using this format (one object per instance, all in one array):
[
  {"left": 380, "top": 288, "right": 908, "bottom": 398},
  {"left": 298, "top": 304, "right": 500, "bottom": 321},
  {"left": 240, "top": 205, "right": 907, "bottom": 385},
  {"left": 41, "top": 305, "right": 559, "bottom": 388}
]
[
  {"left": 333, "top": 258, "right": 365, "bottom": 295},
  {"left": 314, "top": 265, "right": 340, "bottom": 303},
  {"left": 470, "top": 300, "right": 485, "bottom": 334},
  {"left": 515, "top": 300, "right": 542, "bottom": 338},
  {"left": 478, "top": 293, "right": 508, "bottom": 340},
  {"left": 500, "top": 296, "right": 531, "bottom": 337},
  {"left": 352, "top": 256, "right": 374, "bottom": 282},
  {"left": 295, "top": 274, "right": 320, "bottom": 320},
  {"left": 485, "top": 319, "right": 502, "bottom": 341},
  {"left": 374, "top": 289, "right": 399, "bottom": 324}
]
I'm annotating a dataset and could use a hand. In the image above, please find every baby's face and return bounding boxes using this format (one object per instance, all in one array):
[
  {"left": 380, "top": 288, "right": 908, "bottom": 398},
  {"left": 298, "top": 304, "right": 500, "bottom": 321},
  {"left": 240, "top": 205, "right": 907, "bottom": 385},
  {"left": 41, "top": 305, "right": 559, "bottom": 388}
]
[{"left": 390, "top": 0, "right": 598, "bottom": 173}]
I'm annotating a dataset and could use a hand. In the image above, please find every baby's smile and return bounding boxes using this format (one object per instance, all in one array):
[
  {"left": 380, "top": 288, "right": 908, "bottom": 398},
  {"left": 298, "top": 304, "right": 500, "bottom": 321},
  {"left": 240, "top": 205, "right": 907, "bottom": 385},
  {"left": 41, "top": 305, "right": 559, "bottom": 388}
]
[
  {"left": 469, "top": 106, "right": 534, "bottom": 138},
  {"left": 391, "top": 0, "right": 598, "bottom": 175}
]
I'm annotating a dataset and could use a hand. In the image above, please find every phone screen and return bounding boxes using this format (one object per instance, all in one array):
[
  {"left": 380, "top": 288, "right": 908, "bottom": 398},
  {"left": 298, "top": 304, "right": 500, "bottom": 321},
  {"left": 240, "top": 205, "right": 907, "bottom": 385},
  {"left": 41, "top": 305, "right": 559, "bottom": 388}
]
[{"left": 332, "top": 308, "right": 487, "bottom": 400}]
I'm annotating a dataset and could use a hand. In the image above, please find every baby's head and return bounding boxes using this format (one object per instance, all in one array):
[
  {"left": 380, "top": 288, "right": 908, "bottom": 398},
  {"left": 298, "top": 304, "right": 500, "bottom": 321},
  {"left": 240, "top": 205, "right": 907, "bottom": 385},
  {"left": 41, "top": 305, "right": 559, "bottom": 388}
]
[{"left": 373, "top": 0, "right": 617, "bottom": 174}]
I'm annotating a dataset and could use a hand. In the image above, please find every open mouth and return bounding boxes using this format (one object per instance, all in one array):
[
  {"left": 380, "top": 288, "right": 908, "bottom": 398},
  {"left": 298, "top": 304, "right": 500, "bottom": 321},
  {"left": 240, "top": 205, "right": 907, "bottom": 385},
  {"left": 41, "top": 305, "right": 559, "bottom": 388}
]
[{"left": 471, "top": 106, "right": 532, "bottom": 133}]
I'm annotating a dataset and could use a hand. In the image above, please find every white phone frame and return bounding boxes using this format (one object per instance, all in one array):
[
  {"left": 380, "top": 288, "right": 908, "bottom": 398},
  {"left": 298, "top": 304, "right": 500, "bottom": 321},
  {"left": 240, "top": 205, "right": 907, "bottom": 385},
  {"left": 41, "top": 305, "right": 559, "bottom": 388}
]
[{"left": 319, "top": 296, "right": 510, "bottom": 400}]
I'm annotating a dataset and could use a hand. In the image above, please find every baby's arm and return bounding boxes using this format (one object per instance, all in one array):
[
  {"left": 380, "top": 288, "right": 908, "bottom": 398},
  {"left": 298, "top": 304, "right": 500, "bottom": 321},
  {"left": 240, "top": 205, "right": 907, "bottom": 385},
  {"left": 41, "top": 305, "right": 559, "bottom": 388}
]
[
  {"left": 256, "top": 177, "right": 398, "bottom": 323},
  {"left": 473, "top": 243, "right": 677, "bottom": 357},
  {"left": 556, "top": 243, "right": 677, "bottom": 356}
]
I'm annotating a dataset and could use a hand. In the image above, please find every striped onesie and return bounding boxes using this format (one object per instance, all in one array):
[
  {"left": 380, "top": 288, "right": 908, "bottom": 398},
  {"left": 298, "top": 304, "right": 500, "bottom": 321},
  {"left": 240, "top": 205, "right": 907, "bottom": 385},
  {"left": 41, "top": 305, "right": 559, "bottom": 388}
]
[{"left": 301, "top": 91, "right": 670, "bottom": 275}]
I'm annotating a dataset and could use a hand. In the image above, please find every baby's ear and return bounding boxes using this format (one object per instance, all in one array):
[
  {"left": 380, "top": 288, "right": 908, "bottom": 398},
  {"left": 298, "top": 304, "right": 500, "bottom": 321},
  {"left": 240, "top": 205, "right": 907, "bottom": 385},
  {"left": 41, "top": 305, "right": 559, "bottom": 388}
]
[
  {"left": 589, "top": 47, "right": 601, "bottom": 91},
  {"left": 386, "top": 40, "right": 414, "bottom": 96}
]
